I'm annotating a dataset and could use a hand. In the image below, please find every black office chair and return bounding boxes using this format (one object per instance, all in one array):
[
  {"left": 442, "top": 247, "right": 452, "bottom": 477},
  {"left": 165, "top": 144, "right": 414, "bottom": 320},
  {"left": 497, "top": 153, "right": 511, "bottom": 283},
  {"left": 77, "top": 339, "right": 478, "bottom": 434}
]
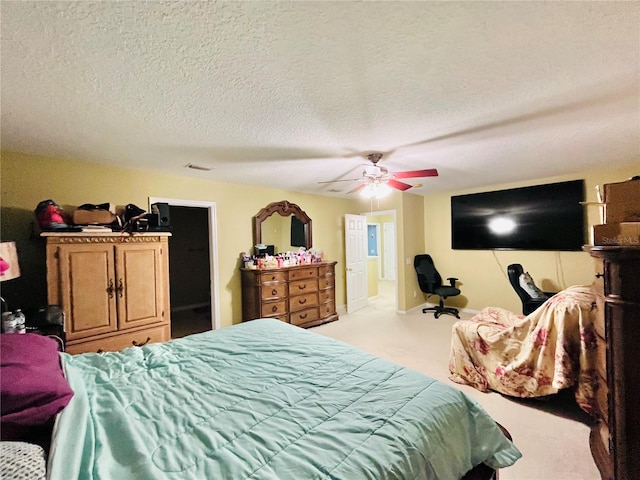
[
  {"left": 414, "top": 254, "right": 461, "bottom": 319},
  {"left": 507, "top": 264, "right": 556, "bottom": 316}
]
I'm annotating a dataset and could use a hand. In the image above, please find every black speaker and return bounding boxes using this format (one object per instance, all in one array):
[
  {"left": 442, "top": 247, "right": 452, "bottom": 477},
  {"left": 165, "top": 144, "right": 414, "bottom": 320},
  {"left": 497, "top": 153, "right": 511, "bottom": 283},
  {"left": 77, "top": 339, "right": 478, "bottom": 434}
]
[{"left": 150, "top": 203, "right": 171, "bottom": 227}]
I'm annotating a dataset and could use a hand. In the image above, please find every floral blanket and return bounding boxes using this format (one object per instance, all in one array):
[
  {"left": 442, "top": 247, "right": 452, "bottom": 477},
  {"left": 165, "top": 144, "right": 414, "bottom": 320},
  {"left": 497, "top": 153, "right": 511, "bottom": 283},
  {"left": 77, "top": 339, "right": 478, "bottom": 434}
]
[{"left": 449, "top": 285, "right": 599, "bottom": 414}]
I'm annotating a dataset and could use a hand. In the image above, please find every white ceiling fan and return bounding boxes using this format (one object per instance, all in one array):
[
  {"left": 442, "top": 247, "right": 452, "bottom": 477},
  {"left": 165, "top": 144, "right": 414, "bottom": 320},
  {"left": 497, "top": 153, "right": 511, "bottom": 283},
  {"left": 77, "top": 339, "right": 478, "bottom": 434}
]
[{"left": 318, "top": 152, "right": 439, "bottom": 196}]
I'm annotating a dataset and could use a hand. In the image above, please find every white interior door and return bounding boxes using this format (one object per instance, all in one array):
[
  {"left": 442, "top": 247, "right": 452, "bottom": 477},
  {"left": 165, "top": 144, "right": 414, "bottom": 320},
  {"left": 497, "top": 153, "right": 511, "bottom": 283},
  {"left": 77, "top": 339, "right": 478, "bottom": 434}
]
[
  {"left": 383, "top": 222, "right": 396, "bottom": 281},
  {"left": 345, "top": 214, "right": 367, "bottom": 313}
]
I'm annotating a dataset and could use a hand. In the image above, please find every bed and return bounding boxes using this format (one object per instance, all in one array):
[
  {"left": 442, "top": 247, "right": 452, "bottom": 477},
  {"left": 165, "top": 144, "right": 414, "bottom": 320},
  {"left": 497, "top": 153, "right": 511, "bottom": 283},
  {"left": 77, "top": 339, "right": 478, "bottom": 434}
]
[{"left": 3, "top": 319, "right": 521, "bottom": 479}]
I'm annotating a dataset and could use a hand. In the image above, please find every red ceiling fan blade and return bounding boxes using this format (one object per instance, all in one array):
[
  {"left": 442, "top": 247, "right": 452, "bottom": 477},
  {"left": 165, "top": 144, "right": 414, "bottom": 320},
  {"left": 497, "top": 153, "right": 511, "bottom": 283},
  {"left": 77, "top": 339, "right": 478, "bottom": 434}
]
[
  {"left": 347, "top": 183, "right": 366, "bottom": 194},
  {"left": 387, "top": 179, "right": 413, "bottom": 191},
  {"left": 394, "top": 168, "right": 439, "bottom": 179}
]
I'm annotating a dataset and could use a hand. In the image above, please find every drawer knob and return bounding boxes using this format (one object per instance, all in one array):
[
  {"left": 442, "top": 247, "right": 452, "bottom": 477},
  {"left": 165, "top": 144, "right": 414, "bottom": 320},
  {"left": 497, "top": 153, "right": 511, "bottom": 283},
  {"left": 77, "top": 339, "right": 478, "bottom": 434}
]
[
  {"left": 299, "top": 298, "right": 307, "bottom": 305},
  {"left": 298, "top": 285, "right": 306, "bottom": 290},
  {"left": 132, "top": 336, "right": 151, "bottom": 347},
  {"left": 595, "top": 273, "right": 604, "bottom": 279},
  {"left": 272, "top": 305, "right": 278, "bottom": 312},
  {"left": 300, "top": 313, "right": 308, "bottom": 319},
  {"left": 272, "top": 289, "right": 278, "bottom": 295}
]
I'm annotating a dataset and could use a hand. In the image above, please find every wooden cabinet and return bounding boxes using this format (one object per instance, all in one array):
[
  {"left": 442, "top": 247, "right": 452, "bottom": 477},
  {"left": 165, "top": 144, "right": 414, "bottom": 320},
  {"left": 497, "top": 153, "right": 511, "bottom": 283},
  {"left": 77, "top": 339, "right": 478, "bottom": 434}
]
[
  {"left": 241, "top": 262, "right": 338, "bottom": 329},
  {"left": 586, "top": 246, "right": 640, "bottom": 480},
  {"left": 43, "top": 233, "right": 171, "bottom": 354}
]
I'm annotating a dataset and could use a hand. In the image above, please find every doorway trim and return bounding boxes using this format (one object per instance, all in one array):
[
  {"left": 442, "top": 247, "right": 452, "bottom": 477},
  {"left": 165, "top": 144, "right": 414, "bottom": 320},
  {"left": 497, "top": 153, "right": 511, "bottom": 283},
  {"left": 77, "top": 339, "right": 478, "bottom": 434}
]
[{"left": 148, "top": 197, "right": 221, "bottom": 330}]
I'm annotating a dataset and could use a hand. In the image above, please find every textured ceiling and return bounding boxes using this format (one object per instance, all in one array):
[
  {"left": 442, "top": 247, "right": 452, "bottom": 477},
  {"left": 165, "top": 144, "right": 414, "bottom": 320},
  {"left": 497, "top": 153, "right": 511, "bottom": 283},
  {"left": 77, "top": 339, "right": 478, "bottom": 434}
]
[{"left": 1, "top": 1, "right": 639, "bottom": 197}]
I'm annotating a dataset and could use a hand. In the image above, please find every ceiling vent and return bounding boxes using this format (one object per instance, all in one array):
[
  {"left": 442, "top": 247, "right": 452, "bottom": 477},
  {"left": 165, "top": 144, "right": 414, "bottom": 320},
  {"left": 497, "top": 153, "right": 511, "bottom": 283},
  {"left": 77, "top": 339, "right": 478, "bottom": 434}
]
[{"left": 184, "top": 163, "right": 213, "bottom": 171}]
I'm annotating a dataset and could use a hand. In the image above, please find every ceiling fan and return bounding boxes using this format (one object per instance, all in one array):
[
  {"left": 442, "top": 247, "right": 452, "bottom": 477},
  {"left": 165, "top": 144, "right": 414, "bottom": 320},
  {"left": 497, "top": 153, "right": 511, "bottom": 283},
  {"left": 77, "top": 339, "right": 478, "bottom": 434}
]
[{"left": 318, "top": 153, "right": 439, "bottom": 195}]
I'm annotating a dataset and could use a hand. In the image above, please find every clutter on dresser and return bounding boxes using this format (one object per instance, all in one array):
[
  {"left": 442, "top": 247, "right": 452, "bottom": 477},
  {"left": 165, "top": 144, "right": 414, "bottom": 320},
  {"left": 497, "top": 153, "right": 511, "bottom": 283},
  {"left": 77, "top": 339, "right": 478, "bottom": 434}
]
[
  {"left": 34, "top": 200, "right": 172, "bottom": 234},
  {"left": 122, "top": 202, "right": 171, "bottom": 233},
  {"left": 242, "top": 247, "right": 326, "bottom": 270},
  {"left": 72, "top": 202, "right": 119, "bottom": 227},
  {"left": 34, "top": 199, "right": 77, "bottom": 231},
  {"left": 592, "top": 176, "right": 640, "bottom": 246}
]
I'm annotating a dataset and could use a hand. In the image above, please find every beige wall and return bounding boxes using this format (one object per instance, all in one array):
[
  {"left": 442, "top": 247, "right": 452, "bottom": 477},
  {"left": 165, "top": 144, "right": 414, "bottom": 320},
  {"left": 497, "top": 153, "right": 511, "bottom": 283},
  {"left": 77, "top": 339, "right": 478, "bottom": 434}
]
[
  {"left": 0, "top": 151, "right": 360, "bottom": 327},
  {"left": 423, "top": 164, "right": 639, "bottom": 314},
  {"left": 367, "top": 257, "right": 379, "bottom": 297},
  {"left": 2, "top": 150, "right": 636, "bottom": 326}
]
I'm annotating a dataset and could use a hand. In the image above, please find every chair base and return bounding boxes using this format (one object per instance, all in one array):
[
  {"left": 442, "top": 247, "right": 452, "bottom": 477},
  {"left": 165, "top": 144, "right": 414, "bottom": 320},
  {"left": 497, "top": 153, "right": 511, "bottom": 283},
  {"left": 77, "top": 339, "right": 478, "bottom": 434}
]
[
  {"left": 422, "top": 296, "right": 460, "bottom": 319},
  {"left": 422, "top": 305, "right": 460, "bottom": 319}
]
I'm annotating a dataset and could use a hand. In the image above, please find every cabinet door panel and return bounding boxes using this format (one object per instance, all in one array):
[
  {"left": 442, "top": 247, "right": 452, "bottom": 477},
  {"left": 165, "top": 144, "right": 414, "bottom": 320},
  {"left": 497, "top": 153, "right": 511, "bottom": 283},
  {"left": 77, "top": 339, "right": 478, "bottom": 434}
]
[
  {"left": 59, "top": 244, "right": 117, "bottom": 340},
  {"left": 116, "top": 243, "right": 165, "bottom": 329}
]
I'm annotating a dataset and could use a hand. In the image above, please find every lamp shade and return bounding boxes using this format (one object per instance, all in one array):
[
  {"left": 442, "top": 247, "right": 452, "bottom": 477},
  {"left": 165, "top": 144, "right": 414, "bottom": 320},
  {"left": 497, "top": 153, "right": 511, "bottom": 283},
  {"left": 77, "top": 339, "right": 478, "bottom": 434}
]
[{"left": 0, "top": 242, "right": 21, "bottom": 281}]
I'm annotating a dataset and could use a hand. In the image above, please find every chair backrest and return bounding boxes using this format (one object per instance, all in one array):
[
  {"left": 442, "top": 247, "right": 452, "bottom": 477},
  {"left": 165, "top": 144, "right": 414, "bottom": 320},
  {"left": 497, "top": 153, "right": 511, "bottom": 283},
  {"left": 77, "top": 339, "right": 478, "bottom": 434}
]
[
  {"left": 414, "top": 254, "right": 442, "bottom": 294},
  {"left": 507, "top": 263, "right": 531, "bottom": 303}
]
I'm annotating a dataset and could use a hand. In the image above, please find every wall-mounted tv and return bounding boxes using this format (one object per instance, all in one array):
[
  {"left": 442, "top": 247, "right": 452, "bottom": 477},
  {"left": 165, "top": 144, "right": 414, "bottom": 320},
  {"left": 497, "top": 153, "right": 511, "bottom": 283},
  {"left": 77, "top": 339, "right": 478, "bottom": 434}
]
[{"left": 451, "top": 180, "right": 585, "bottom": 251}]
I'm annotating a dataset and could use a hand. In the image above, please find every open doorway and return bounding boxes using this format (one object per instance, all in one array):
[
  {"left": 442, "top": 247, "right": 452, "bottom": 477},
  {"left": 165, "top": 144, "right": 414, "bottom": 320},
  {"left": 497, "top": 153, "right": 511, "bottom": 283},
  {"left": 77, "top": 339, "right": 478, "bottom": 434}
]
[
  {"left": 148, "top": 197, "right": 220, "bottom": 338},
  {"left": 364, "top": 210, "right": 398, "bottom": 312}
]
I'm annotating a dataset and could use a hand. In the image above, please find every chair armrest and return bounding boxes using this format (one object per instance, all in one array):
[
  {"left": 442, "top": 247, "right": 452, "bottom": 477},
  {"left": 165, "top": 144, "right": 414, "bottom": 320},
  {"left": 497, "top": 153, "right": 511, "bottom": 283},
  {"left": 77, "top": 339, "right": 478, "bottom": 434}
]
[{"left": 447, "top": 277, "right": 458, "bottom": 287}]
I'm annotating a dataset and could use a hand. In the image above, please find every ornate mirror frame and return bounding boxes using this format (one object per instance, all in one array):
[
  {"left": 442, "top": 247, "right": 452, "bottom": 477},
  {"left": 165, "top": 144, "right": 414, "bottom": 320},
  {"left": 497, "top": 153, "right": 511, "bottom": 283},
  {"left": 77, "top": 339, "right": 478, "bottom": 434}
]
[{"left": 253, "top": 200, "right": 312, "bottom": 250}]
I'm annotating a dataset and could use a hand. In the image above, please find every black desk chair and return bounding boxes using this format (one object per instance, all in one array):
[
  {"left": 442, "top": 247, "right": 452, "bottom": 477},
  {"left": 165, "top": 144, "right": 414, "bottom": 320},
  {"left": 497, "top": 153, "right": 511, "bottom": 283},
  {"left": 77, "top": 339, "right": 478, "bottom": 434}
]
[
  {"left": 507, "top": 264, "right": 556, "bottom": 316},
  {"left": 414, "top": 254, "right": 461, "bottom": 319}
]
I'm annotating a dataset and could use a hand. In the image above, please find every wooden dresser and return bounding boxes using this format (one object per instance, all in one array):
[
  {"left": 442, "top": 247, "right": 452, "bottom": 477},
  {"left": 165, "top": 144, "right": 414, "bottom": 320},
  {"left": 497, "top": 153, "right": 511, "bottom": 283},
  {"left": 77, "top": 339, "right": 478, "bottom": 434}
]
[
  {"left": 241, "top": 262, "right": 338, "bottom": 328},
  {"left": 43, "top": 232, "right": 171, "bottom": 354},
  {"left": 586, "top": 246, "right": 640, "bottom": 480}
]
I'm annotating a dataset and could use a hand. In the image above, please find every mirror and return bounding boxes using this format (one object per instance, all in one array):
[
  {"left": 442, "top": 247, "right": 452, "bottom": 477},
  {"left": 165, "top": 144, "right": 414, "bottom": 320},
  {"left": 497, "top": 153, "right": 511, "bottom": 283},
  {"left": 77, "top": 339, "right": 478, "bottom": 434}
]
[{"left": 253, "top": 200, "right": 312, "bottom": 253}]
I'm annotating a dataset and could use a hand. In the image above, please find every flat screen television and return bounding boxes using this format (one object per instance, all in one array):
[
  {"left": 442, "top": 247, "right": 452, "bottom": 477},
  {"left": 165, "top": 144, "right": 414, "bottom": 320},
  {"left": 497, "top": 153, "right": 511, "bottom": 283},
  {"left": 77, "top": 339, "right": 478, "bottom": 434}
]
[{"left": 451, "top": 180, "right": 585, "bottom": 251}]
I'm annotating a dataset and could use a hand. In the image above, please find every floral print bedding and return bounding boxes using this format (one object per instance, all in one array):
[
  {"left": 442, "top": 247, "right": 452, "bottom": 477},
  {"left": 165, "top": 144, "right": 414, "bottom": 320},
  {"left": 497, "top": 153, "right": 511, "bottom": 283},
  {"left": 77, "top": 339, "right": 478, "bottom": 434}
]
[{"left": 449, "top": 285, "right": 599, "bottom": 414}]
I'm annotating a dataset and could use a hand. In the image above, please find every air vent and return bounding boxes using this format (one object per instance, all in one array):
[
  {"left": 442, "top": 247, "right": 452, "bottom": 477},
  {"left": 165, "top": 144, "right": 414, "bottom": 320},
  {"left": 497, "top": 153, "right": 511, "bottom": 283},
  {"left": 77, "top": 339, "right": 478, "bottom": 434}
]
[{"left": 184, "top": 163, "right": 213, "bottom": 171}]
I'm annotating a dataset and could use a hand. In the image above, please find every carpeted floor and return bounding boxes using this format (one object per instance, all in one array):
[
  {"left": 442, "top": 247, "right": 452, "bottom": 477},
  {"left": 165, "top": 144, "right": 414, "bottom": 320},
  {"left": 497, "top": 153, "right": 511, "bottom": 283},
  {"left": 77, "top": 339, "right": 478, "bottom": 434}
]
[{"left": 312, "top": 280, "right": 599, "bottom": 480}]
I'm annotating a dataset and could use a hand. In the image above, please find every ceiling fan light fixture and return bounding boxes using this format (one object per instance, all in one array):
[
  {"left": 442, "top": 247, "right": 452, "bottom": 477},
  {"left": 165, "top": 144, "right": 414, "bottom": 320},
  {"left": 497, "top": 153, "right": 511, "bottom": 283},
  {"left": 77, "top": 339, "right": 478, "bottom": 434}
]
[{"left": 361, "top": 182, "right": 392, "bottom": 199}]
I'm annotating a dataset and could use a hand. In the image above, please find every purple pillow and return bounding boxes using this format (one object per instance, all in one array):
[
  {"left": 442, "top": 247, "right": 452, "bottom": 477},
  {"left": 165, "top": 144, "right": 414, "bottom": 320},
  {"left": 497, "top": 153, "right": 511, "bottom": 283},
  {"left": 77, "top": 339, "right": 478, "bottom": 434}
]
[{"left": 1, "top": 333, "right": 74, "bottom": 442}]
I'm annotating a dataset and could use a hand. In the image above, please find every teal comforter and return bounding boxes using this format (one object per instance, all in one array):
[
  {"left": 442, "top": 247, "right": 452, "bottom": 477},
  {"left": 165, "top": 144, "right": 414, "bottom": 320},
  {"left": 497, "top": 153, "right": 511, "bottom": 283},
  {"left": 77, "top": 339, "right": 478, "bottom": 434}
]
[{"left": 49, "top": 319, "right": 521, "bottom": 479}]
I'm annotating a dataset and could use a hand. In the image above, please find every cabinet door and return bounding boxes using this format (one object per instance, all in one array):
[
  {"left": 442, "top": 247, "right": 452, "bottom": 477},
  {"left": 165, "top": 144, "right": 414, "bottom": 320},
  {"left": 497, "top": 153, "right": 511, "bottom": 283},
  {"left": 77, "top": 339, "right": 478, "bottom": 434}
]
[
  {"left": 58, "top": 243, "right": 118, "bottom": 340},
  {"left": 115, "top": 242, "right": 166, "bottom": 330}
]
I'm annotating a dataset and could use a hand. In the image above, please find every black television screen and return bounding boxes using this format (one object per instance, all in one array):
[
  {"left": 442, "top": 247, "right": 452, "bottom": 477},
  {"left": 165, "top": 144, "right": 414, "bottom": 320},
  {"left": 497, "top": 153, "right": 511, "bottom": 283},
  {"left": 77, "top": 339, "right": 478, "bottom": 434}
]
[{"left": 451, "top": 180, "right": 585, "bottom": 251}]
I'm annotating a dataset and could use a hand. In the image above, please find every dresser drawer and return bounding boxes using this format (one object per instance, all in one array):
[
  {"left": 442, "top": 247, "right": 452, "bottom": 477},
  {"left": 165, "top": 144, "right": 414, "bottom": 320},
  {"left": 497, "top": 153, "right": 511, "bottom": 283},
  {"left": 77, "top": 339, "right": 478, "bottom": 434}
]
[
  {"left": 289, "top": 292, "right": 318, "bottom": 312},
  {"left": 261, "top": 300, "right": 288, "bottom": 317},
  {"left": 319, "top": 275, "right": 335, "bottom": 289},
  {"left": 319, "top": 264, "right": 334, "bottom": 277},
  {"left": 289, "top": 267, "right": 317, "bottom": 281},
  {"left": 319, "top": 288, "right": 334, "bottom": 304},
  {"left": 290, "top": 307, "right": 319, "bottom": 326},
  {"left": 261, "top": 283, "right": 287, "bottom": 300},
  {"left": 66, "top": 324, "right": 169, "bottom": 354},
  {"left": 604, "top": 258, "right": 640, "bottom": 302},
  {"left": 289, "top": 279, "right": 318, "bottom": 295},
  {"left": 259, "top": 271, "right": 287, "bottom": 284},
  {"left": 320, "top": 300, "right": 336, "bottom": 317}
]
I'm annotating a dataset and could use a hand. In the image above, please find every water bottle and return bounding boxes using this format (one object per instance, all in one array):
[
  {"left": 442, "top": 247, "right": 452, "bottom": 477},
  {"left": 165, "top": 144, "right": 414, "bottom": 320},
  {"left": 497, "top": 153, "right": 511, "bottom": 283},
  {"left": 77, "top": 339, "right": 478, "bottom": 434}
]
[
  {"left": 13, "top": 309, "right": 26, "bottom": 334},
  {"left": 1, "top": 311, "right": 16, "bottom": 333}
]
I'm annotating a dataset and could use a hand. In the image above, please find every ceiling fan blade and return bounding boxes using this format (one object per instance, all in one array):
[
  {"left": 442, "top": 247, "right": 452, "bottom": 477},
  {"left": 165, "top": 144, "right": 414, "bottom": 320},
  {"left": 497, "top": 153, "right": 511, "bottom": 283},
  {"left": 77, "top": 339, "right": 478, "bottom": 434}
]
[
  {"left": 394, "top": 168, "right": 439, "bottom": 179},
  {"left": 348, "top": 183, "right": 366, "bottom": 194},
  {"left": 317, "top": 178, "right": 360, "bottom": 184},
  {"left": 387, "top": 179, "right": 413, "bottom": 191}
]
